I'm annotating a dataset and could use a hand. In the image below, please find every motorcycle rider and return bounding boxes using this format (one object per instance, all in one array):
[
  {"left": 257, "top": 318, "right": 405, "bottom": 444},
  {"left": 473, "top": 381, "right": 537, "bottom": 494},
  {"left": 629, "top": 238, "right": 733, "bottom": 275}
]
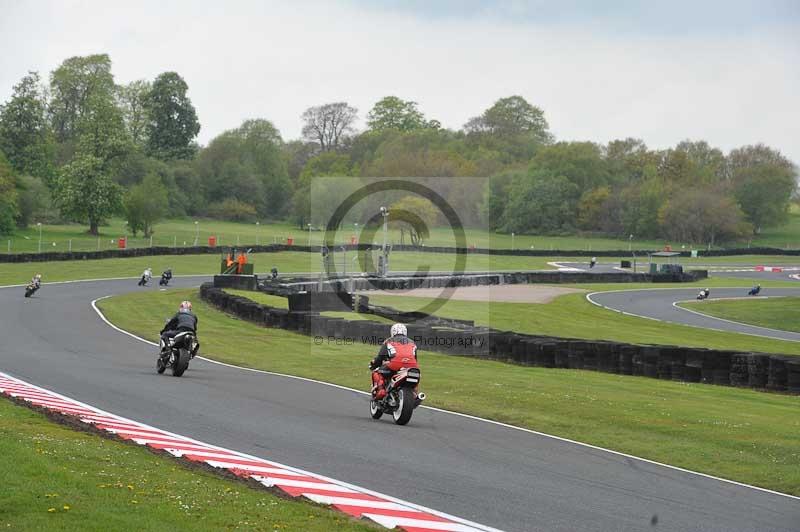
[
  {"left": 749, "top": 284, "right": 761, "bottom": 296},
  {"left": 698, "top": 288, "right": 710, "bottom": 300},
  {"left": 139, "top": 267, "right": 153, "bottom": 286},
  {"left": 30, "top": 273, "right": 42, "bottom": 289},
  {"left": 160, "top": 268, "right": 173, "bottom": 285},
  {"left": 369, "top": 323, "right": 418, "bottom": 400},
  {"left": 159, "top": 301, "right": 199, "bottom": 358}
]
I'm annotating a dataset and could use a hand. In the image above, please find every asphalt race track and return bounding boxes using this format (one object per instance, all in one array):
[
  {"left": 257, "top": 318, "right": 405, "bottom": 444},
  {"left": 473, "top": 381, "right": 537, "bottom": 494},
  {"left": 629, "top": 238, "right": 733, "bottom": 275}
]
[
  {"left": 2, "top": 278, "right": 799, "bottom": 531},
  {"left": 589, "top": 287, "right": 800, "bottom": 342}
]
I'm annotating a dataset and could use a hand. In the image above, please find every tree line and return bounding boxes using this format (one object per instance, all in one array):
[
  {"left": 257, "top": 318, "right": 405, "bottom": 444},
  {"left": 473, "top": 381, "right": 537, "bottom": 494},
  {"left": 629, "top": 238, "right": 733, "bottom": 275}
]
[{"left": 0, "top": 53, "right": 797, "bottom": 246}]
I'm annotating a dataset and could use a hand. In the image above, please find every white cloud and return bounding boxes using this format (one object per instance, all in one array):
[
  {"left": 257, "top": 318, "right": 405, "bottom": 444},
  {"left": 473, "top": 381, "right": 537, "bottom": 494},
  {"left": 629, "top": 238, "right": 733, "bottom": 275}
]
[{"left": 1, "top": 0, "right": 798, "bottom": 162}]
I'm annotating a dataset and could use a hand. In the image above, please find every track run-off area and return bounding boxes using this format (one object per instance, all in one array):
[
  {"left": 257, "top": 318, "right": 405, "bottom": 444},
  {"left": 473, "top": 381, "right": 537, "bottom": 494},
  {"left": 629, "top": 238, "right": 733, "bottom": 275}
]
[{"left": 1, "top": 277, "right": 799, "bottom": 531}]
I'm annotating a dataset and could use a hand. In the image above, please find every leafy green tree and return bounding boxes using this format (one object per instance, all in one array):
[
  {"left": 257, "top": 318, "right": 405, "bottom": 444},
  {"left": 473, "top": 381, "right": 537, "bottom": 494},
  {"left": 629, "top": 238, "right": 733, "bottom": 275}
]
[
  {"left": 504, "top": 171, "right": 579, "bottom": 233},
  {"left": 530, "top": 142, "right": 610, "bottom": 193},
  {"left": 55, "top": 153, "right": 123, "bottom": 235},
  {"left": 577, "top": 186, "right": 611, "bottom": 230},
  {"left": 0, "top": 151, "right": 19, "bottom": 234},
  {"left": 367, "top": 96, "right": 434, "bottom": 132},
  {"left": 605, "top": 138, "right": 658, "bottom": 184},
  {"left": 15, "top": 175, "right": 52, "bottom": 228},
  {"left": 389, "top": 195, "right": 439, "bottom": 245},
  {"left": 0, "top": 71, "right": 54, "bottom": 180},
  {"left": 123, "top": 172, "right": 168, "bottom": 237},
  {"left": 49, "top": 54, "right": 116, "bottom": 144},
  {"left": 299, "top": 152, "right": 352, "bottom": 180},
  {"left": 195, "top": 119, "right": 289, "bottom": 219},
  {"left": 465, "top": 95, "right": 552, "bottom": 142},
  {"left": 619, "top": 179, "right": 664, "bottom": 238},
  {"left": 658, "top": 188, "right": 750, "bottom": 246},
  {"left": 480, "top": 171, "right": 518, "bottom": 231},
  {"left": 282, "top": 140, "right": 319, "bottom": 180},
  {"left": 301, "top": 102, "right": 357, "bottom": 152},
  {"left": 144, "top": 72, "right": 200, "bottom": 160},
  {"left": 117, "top": 80, "right": 151, "bottom": 147},
  {"left": 732, "top": 163, "right": 796, "bottom": 233}
]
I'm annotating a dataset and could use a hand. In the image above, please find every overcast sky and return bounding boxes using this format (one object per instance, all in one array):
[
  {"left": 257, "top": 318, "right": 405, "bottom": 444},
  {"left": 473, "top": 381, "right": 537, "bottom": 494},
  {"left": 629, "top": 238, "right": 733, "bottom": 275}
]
[{"left": 1, "top": 0, "right": 799, "bottom": 162}]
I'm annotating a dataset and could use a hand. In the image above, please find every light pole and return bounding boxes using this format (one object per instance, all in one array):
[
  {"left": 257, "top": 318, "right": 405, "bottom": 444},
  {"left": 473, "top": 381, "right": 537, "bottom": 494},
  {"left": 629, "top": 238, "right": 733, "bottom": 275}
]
[
  {"left": 256, "top": 221, "right": 260, "bottom": 246},
  {"left": 353, "top": 222, "right": 359, "bottom": 246},
  {"left": 307, "top": 223, "right": 312, "bottom": 247},
  {"left": 194, "top": 221, "right": 199, "bottom": 246},
  {"left": 37, "top": 222, "right": 42, "bottom": 253},
  {"left": 511, "top": 232, "right": 515, "bottom": 252},
  {"left": 628, "top": 234, "right": 633, "bottom": 252}
]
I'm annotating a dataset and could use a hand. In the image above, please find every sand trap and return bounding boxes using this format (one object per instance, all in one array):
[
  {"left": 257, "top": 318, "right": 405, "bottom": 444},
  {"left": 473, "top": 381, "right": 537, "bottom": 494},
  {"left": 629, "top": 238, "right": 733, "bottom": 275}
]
[{"left": 363, "top": 284, "right": 586, "bottom": 304}]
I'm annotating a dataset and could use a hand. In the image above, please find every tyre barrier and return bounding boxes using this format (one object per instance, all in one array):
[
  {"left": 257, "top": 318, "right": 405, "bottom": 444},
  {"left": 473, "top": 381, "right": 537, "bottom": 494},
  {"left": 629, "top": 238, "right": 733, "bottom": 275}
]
[{"left": 200, "top": 283, "right": 798, "bottom": 395}]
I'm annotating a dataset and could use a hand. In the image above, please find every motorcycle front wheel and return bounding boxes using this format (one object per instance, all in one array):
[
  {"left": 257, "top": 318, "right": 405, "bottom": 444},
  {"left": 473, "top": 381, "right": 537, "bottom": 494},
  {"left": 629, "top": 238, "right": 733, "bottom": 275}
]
[
  {"left": 156, "top": 355, "right": 167, "bottom": 374},
  {"left": 369, "top": 399, "right": 383, "bottom": 419},
  {"left": 392, "top": 388, "right": 415, "bottom": 425}
]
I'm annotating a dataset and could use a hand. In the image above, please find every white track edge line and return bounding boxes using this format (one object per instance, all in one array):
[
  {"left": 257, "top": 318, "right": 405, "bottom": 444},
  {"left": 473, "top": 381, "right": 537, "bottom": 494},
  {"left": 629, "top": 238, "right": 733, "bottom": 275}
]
[{"left": 89, "top": 293, "right": 800, "bottom": 502}]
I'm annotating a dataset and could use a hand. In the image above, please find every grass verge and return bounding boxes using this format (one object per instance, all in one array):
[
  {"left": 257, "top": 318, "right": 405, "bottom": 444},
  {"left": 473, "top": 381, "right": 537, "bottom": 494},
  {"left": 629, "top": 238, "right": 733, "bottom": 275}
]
[
  {"left": 0, "top": 396, "right": 374, "bottom": 532},
  {"left": 680, "top": 297, "right": 800, "bottom": 333},
  {"left": 97, "top": 289, "right": 800, "bottom": 496}
]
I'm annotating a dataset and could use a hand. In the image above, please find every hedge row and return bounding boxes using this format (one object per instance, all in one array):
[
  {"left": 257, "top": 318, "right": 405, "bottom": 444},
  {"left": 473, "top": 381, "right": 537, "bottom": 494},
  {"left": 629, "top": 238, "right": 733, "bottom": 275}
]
[
  {"left": 2, "top": 242, "right": 797, "bottom": 263},
  {"left": 200, "top": 283, "right": 799, "bottom": 394}
]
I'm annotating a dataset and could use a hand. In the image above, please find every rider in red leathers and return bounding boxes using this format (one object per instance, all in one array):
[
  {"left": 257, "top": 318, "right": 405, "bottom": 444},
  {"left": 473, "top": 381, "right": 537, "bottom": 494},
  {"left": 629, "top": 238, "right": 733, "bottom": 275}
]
[{"left": 370, "top": 323, "right": 418, "bottom": 399}]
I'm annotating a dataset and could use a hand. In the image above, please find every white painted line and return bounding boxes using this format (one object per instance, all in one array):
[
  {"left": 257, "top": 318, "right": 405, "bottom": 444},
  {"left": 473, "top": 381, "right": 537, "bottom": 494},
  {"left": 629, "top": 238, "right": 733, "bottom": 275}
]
[
  {"left": 365, "top": 514, "right": 482, "bottom": 532},
  {"left": 88, "top": 291, "right": 800, "bottom": 502}
]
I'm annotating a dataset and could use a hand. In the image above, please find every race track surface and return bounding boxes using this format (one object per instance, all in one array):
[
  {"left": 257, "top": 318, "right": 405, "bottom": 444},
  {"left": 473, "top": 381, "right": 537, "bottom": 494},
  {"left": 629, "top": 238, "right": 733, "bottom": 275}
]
[
  {"left": 589, "top": 288, "right": 800, "bottom": 342},
  {"left": 1, "top": 278, "right": 799, "bottom": 531}
]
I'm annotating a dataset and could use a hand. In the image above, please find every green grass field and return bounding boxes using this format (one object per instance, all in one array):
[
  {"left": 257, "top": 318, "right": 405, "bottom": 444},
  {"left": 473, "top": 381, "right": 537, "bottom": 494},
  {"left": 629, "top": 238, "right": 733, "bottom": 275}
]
[
  {"left": 4, "top": 211, "right": 799, "bottom": 253},
  {"left": 681, "top": 297, "right": 800, "bottom": 333},
  {"left": 0, "top": 398, "right": 374, "bottom": 532},
  {"left": 96, "top": 288, "right": 800, "bottom": 496}
]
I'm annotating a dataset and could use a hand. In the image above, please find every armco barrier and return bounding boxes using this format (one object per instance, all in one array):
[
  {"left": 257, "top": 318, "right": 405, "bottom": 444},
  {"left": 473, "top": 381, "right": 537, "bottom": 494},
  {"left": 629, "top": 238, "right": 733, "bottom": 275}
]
[
  {"left": 2, "top": 241, "right": 798, "bottom": 263},
  {"left": 200, "top": 283, "right": 797, "bottom": 395}
]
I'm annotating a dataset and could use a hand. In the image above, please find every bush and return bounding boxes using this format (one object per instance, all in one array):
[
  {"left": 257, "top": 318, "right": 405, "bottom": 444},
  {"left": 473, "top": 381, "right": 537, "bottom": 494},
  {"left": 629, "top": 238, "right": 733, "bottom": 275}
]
[{"left": 206, "top": 198, "right": 257, "bottom": 222}]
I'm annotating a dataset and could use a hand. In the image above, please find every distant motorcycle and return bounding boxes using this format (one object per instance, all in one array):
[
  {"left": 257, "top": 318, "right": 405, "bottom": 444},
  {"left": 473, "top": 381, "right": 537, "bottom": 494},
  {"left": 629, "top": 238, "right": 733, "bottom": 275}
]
[
  {"left": 748, "top": 285, "right": 761, "bottom": 296},
  {"left": 138, "top": 269, "right": 152, "bottom": 286},
  {"left": 24, "top": 281, "right": 40, "bottom": 298},
  {"left": 157, "top": 331, "right": 198, "bottom": 377},
  {"left": 697, "top": 288, "right": 710, "bottom": 300},
  {"left": 159, "top": 269, "right": 172, "bottom": 286},
  {"left": 369, "top": 366, "right": 425, "bottom": 425}
]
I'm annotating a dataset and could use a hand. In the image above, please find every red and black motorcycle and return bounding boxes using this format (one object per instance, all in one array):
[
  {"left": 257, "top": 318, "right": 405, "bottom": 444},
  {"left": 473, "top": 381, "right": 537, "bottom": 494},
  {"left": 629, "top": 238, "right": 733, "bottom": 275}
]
[{"left": 369, "top": 365, "right": 426, "bottom": 425}]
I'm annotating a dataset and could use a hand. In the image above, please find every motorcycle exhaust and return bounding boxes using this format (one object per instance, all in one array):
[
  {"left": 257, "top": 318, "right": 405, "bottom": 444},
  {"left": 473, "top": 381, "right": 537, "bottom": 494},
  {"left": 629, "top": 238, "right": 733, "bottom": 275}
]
[{"left": 417, "top": 392, "right": 426, "bottom": 402}]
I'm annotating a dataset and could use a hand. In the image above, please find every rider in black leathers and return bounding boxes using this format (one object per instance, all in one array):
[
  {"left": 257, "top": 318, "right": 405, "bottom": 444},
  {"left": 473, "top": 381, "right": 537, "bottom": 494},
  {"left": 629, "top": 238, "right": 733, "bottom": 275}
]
[{"left": 160, "top": 301, "right": 199, "bottom": 357}]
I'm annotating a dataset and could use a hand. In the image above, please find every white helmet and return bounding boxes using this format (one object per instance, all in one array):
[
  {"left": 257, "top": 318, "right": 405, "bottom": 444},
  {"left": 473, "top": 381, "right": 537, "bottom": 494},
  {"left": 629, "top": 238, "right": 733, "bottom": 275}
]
[
  {"left": 179, "top": 300, "right": 192, "bottom": 313},
  {"left": 390, "top": 323, "right": 407, "bottom": 337}
]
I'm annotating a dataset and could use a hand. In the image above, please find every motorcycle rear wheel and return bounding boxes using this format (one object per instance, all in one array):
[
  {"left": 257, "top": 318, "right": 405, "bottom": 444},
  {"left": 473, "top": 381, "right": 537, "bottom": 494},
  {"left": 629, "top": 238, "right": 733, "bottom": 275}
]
[
  {"left": 392, "top": 388, "right": 415, "bottom": 425},
  {"left": 172, "top": 348, "right": 190, "bottom": 377}
]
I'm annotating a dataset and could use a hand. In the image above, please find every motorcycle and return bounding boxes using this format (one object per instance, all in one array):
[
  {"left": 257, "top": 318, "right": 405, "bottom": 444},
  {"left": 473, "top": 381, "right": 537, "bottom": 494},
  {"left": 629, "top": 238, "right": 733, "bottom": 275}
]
[
  {"left": 697, "top": 289, "right": 710, "bottom": 300},
  {"left": 24, "top": 282, "right": 40, "bottom": 298},
  {"left": 138, "top": 272, "right": 151, "bottom": 286},
  {"left": 369, "top": 366, "right": 425, "bottom": 425},
  {"left": 159, "top": 270, "right": 172, "bottom": 286},
  {"left": 748, "top": 286, "right": 761, "bottom": 296},
  {"left": 157, "top": 331, "right": 198, "bottom": 377}
]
